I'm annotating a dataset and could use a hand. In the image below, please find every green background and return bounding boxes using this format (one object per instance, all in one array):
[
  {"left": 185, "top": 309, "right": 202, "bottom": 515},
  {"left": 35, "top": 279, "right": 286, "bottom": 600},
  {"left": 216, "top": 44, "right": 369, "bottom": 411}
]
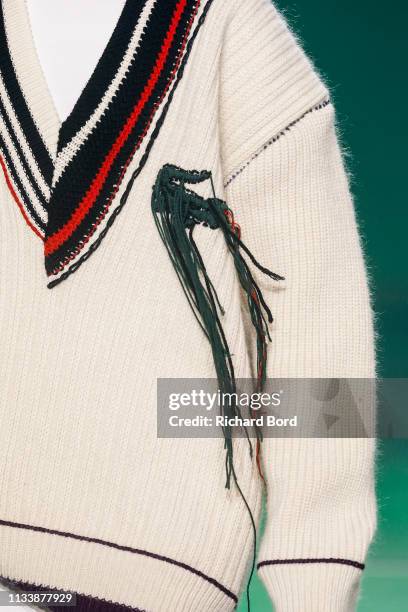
[{"left": 238, "top": 1, "right": 408, "bottom": 610}]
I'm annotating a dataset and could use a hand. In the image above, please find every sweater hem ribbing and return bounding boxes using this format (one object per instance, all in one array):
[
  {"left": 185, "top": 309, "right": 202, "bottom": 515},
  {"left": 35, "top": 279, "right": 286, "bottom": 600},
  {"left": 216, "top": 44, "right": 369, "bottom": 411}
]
[{"left": 0, "top": 519, "right": 238, "bottom": 611}]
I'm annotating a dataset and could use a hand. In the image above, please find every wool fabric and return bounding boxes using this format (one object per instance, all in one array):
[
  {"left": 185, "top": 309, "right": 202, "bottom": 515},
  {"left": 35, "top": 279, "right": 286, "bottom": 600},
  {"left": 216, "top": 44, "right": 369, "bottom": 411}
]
[{"left": 0, "top": 0, "right": 377, "bottom": 611}]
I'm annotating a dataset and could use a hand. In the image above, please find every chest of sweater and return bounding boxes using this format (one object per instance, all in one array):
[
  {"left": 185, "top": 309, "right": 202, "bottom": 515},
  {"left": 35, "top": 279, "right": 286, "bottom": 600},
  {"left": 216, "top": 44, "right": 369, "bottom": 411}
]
[
  {"left": 0, "top": 3, "right": 263, "bottom": 609},
  {"left": 0, "top": 0, "right": 254, "bottom": 412}
]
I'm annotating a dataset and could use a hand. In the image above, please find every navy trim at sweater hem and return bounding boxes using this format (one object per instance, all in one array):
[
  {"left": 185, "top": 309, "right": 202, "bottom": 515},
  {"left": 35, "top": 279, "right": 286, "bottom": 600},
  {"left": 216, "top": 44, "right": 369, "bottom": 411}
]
[
  {"left": 0, "top": 518, "right": 238, "bottom": 604},
  {"left": 0, "top": 576, "right": 144, "bottom": 612},
  {"left": 257, "top": 557, "right": 365, "bottom": 571}
]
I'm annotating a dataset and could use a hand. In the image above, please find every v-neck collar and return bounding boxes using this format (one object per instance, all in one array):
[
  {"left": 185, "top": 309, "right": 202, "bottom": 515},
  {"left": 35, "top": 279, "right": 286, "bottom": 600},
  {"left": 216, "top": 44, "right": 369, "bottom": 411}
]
[{"left": 0, "top": 0, "right": 204, "bottom": 286}]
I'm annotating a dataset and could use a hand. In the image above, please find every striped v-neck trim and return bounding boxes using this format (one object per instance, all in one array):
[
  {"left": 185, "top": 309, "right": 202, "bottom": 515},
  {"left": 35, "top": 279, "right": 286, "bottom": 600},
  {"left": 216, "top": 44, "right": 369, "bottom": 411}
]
[
  {"left": 0, "top": 0, "right": 204, "bottom": 285},
  {"left": 0, "top": 0, "right": 56, "bottom": 237}
]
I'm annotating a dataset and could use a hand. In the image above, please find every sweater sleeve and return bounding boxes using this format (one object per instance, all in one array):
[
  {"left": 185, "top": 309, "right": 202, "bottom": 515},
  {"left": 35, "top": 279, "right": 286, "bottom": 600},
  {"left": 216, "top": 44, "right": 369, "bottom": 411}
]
[{"left": 219, "top": 1, "right": 378, "bottom": 610}]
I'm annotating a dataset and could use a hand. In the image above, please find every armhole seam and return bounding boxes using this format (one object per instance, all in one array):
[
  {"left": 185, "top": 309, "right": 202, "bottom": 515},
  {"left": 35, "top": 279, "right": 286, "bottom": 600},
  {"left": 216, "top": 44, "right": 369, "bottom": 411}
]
[{"left": 223, "top": 98, "right": 332, "bottom": 188}]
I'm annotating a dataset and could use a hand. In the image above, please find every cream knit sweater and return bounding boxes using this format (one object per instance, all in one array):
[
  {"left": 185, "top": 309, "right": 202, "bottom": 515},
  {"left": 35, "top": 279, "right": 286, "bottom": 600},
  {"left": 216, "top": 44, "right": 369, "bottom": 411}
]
[{"left": 0, "top": 0, "right": 377, "bottom": 611}]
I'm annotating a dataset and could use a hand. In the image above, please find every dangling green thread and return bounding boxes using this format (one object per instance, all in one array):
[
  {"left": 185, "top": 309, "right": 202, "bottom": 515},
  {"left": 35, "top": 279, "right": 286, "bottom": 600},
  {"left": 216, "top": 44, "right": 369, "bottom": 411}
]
[
  {"left": 151, "top": 164, "right": 285, "bottom": 611},
  {"left": 152, "top": 163, "right": 284, "bottom": 486}
]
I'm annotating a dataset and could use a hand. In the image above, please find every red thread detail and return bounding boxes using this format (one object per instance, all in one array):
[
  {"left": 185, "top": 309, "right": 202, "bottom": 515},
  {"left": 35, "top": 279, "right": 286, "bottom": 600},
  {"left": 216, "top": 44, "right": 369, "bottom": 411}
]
[
  {"left": 0, "top": 154, "right": 44, "bottom": 240},
  {"left": 224, "top": 208, "right": 241, "bottom": 239},
  {"left": 256, "top": 440, "right": 266, "bottom": 486}
]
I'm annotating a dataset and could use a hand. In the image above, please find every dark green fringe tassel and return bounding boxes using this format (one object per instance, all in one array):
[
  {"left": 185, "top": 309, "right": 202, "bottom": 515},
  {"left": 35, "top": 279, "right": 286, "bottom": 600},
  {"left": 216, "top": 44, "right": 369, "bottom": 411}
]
[{"left": 151, "top": 163, "right": 285, "bottom": 489}]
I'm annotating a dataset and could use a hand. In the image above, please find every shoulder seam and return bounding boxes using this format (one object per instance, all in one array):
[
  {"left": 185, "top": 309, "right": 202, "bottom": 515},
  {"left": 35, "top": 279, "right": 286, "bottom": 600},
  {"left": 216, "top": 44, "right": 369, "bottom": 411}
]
[{"left": 223, "top": 98, "right": 331, "bottom": 188}]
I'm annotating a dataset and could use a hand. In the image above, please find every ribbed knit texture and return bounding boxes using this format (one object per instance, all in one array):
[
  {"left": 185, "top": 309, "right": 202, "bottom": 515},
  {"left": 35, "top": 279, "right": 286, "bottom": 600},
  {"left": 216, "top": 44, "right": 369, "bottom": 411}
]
[{"left": 0, "top": 0, "right": 377, "bottom": 610}]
